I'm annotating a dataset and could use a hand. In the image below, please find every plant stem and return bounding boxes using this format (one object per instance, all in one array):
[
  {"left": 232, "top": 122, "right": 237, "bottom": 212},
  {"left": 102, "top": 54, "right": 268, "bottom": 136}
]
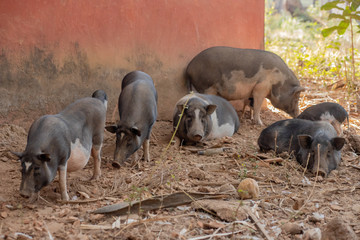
[{"left": 350, "top": 16, "right": 356, "bottom": 91}]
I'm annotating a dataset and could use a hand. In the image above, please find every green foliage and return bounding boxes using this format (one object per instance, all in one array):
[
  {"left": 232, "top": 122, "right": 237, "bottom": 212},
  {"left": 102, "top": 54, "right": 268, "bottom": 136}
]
[
  {"left": 265, "top": 1, "right": 360, "bottom": 89},
  {"left": 321, "top": 0, "right": 360, "bottom": 37}
]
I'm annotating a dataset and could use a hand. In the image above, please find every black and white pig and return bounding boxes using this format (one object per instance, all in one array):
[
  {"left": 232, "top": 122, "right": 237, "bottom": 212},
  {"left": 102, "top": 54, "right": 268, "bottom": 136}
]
[
  {"left": 258, "top": 119, "right": 345, "bottom": 177},
  {"left": 173, "top": 93, "right": 240, "bottom": 144},
  {"left": 106, "top": 71, "right": 157, "bottom": 168},
  {"left": 297, "top": 102, "right": 349, "bottom": 136},
  {"left": 186, "top": 46, "right": 305, "bottom": 125},
  {"left": 12, "top": 90, "right": 108, "bottom": 201}
]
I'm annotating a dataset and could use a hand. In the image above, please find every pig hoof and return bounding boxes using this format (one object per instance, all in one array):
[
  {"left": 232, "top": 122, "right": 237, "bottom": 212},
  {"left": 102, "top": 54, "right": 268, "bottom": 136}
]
[
  {"left": 253, "top": 119, "right": 263, "bottom": 126},
  {"left": 112, "top": 161, "right": 122, "bottom": 169},
  {"left": 61, "top": 193, "right": 70, "bottom": 201},
  {"left": 90, "top": 174, "right": 101, "bottom": 181}
]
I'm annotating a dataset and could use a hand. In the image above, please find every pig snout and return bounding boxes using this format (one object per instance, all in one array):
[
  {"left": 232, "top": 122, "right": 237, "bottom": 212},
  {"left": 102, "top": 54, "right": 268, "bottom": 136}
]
[
  {"left": 20, "top": 188, "right": 32, "bottom": 198},
  {"left": 112, "top": 150, "right": 127, "bottom": 169},
  {"left": 112, "top": 161, "right": 123, "bottom": 169},
  {"left": 188, "top": 123, "right": 205, "bottom": 142},
  {"left": 311, "top": 168, "right": 327, "bottom": 177},
  {"left": 191, "top": 134, "right": 203, "bottom": 142},
  {"left": 20, "top": 188, "right": 38, "bottom": 202}
]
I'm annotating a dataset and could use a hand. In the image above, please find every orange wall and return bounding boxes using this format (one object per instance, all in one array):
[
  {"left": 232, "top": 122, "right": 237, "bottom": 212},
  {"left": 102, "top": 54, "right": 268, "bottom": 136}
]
[{"left": 0, "top": 0, "right": 264, "bottom": 124}]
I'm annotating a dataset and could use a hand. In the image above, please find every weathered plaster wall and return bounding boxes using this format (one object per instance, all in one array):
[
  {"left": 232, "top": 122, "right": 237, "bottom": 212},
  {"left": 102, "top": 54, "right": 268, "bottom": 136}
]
[{"left": 0, "top": 0, "right": 264, "bottom": 125}]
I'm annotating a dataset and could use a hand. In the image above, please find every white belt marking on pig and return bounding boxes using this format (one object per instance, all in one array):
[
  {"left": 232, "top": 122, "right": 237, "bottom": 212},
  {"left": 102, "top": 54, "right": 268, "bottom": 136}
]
[
  {"left": 320, "top": 112, "right": 336, "bottom": 123},
  {"left": 67, "top": 138, "right": 91, "bottom": 172},
  {"left": 207, "top": 111, "right": 234, "bottom": 140},
  {"left": 25, "top": 162, "right": 32, "bottom": 172},
  {"left": 104, "top": 100, "right": 108, "bottom": 110},
  {"left": 193, "top": 109, "right": 204, "bottom": 136}
]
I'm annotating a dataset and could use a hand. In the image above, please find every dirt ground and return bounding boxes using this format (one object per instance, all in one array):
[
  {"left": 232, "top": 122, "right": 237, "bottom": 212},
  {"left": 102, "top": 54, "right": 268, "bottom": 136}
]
[{"left": 1, "top": 81, "right": 360, "bottom": 240}]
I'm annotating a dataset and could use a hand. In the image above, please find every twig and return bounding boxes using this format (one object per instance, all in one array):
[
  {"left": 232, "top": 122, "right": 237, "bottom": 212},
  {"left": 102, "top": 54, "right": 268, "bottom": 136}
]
[
  {"left": 243, "top": 206, "right": 273, "bottom": 240},
  {"left": 39, "top": 195, "right": 54, "bottom": 206},
  {"left": 209, "top": 226, "right": 224, "bottom": 240},
  {"left": 230, "top": 220, "right": 257, "bottom": 231},
  {"left": 57, "top": 196, "right": 106, "bottom": 204},
  {"left": 114, "top": 213, "right": 195, "bottom": 237},
  {"left": 270, "top": 182, "right": 276, "bottom": 194},
  {"left": 180, "top": 190, "right": 215, "bottom": 216},
  {"left": 262, "top": 158, "right": 283, "bottom": 163},
  {"left": 188, "top": 230, "right": 244, "bottom": 240},
  {"left": 303, "top": 153, "right": 311, "bottom": 177},
  {"left": 43, "top": 221, "right": 54, "bottom": 240},
  {"left": 292, "top": 144, "right": 321, "bottom": 219},
  {"left": 350, "top": 165, "right": 360, "bottom": 171}
]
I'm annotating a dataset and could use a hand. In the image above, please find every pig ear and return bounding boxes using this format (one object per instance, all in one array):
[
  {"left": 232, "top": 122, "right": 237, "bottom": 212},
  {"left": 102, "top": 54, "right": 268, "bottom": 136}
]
[
  {"left": 177, "top": 104, "right": 185, "bottom": 112},
  {"left": 38, "top": 154, "right": 51, "bottom": 162},
  {"left": 206, "top": 104, "right": 217, "bottom": 115},
  {"left": 298, "top": 135, "right": 313, "bottom": 149},
  {"left": 130, "top": 127, "right": 141, "bottom": 137},
  {"left": 10, "top": 151, "right": 23, "bottom": 160},
  {"left": 105, "top": 125, "right": 118, "bottom": 133},
  {"left": 293, "top": 86, "right": 305, "bottom": 95},
  {"left": 332, "top": 137, "right": 345, "bottom": 151}
]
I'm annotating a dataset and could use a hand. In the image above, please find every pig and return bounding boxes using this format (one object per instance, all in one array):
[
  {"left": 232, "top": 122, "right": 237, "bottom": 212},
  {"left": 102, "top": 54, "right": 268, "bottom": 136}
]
[
  {"left": 105, "top": 71, "right": 157, "bottom": 168},
  {"left": 186, "top": 46, "right": 305, "bottom": 125},
  {"left": 173, "top": 93, "right": 240, "bottom": 144},
  {"left": 297, "top": 102, "right": 349, "bottom": 136},
  {"left": 12, "top": 90, "right": 108, "bottom": 201},
  {"left": 258, "top": 119, "right": 345, "bottom": 177}
]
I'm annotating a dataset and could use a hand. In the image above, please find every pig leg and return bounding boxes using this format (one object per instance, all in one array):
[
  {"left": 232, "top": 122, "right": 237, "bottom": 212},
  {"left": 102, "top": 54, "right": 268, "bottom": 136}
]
[
  {"left": 252, "top": 81, "right": 271, "bottom": 126},
  {"left": 58, "top": 165, "right": 69, "bottom": 201},
  {"left": 91, "top": 144, "right": 102, "bottom": 180},
  {"left": 229, "top": 100, "right": 245, "bottom": 118},
  {"left": 143, "top": 139, "right": 150, "bottom": 162},
  {"left": 252, "top": 98, "right": 265, "bottom": 126},
  {"left": 241, "top": 103, "right": 247, "bottom": 119}
]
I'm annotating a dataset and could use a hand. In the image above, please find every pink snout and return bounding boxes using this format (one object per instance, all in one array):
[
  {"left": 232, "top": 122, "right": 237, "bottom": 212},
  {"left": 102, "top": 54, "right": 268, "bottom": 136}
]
[
  {"left": 20, "top": 189, "right": 38, "bottom": 202},
  {"left": 191, "top": 134, "right": 203, "bottom": 142},
  {"left": 311, "top": 168, "right": 327, "bottom": 177}
]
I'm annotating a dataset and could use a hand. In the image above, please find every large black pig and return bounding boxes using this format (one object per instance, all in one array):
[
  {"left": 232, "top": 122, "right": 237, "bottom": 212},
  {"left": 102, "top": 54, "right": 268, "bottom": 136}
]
[
  {"left": 297, "top": 102, "right": 348, "bottom": 136},
  {"left": 106, "top": 71, "right": 157, "bottom": 168},
  {"left": 186, "top": 46, "right": 305, "bottom": 125},
  {"left": 12, "top": 90, "right": 108, "bottom": 201},
  {"left": 258, "top": 119, "right": 345, "bottom": 177},
  {"left": 173, "top": 93, "right": 240, "bottom": 144}
]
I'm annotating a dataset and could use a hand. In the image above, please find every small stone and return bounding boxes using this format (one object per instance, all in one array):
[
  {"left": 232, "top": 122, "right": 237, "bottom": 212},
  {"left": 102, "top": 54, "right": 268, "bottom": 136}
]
[
  {"left": 0, "top": 211, "right": 8, "bottom": 218},
  {"left": 293, "top": 198, "right": 305, "bottom": 210},
  {"left": 281, "top": 222, "right": 303, "bottom": 235},
  {"left": 259, "top": 201, "right": 273, "bottom": 211},
  {"left": 308, "top": 212, "right": 324, "bottom": 223},
  {"left": 330, "top": 204, "right": 344, "bottom": 211},
  {"left": 237, "top": 178, "right": 259, "bottom": 199},
  {"left": 302, "top": 228, "right": 321, "bottom": 240},
  {"left": 125, "top": 177, "right": 132, "bottom": 184},
  {"left": 321, "top": 217, "right": 358, "bottom": 240},
  {"left": 188, "top": 169, "right": 206, "bottom": 180}
]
